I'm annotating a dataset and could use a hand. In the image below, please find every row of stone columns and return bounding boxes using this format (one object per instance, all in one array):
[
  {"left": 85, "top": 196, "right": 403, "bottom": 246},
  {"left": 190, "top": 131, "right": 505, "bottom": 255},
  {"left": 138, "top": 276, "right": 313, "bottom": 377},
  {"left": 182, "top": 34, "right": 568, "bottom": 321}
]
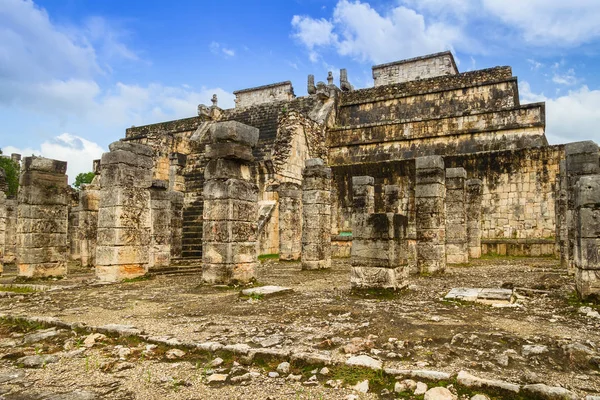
[{"left": 0, "top": 169, "right": 6, "bottom": 275}]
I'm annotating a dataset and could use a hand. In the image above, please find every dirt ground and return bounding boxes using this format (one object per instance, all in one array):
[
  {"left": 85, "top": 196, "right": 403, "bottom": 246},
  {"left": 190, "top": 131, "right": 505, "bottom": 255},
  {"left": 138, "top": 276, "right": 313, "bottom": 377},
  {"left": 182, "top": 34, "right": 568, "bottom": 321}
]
[{"left": 0, "top": 257, "right": 598, "bottom": 399}]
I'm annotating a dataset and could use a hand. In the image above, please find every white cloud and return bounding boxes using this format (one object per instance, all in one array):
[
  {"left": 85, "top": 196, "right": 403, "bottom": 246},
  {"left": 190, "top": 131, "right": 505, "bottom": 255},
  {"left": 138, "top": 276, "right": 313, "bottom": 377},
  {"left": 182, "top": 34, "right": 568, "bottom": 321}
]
[
  {"left": 520, "top": 82, "right": 600, "bottom": 145},
  {"left": 291, "top": 0, "right": 464, "bottom": 64},
  {"left": 552, "top": 68, "right": 577, "bottom": 86},
  {"left": 3, "top": 133, "right": 105, "bottom": 183},
  {"left": 209, "top": 41, "right": 235, "bottom": 57}
]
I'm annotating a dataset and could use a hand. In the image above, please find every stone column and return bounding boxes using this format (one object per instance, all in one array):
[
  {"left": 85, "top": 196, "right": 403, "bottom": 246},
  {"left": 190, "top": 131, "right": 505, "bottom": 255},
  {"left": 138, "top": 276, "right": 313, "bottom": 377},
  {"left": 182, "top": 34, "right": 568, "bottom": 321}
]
[
  {"left": 202, "top": 121, "right": 259, "bottom": 284},
  {"left": 0, "top": 170, "right": 6, "bottom": 275},
  {"left": 279, "top": 182, "right": 302, "bottom": 261},
  {"left": 96, "top": 142, "right": 153, "bottom": 282},
  {"left": 4, "top": 199, "right": 17, "bottom": 264},
  {"left": 557, "top": 160, "right": 568, "bottom": 269},
  {"left": 79, "top": 182, "right": 100, "bottom": 268},
  {"left": 169, "top": 191, "right": 184, "bottom": 260},
  {"left": 445, "top": 168, "right": 468, "bottom": 264},
  {"left": 566, "top": 141, "right": 600, "bottom": 275},
  {"left": 169, "top": 153, "right": 187, "bottom": 192},
  {"left": 68, "top": 191, "right": 81, "bottom": 262},
  {"left": 301, "top": 158, "right": 332, "bottom": 270},
  {"left": 575, "top": 175, "right": 600, "bottom": 299},
  {"left": 466, "top": 179, "right": 483, "bottom": 259},
  {"left": 351, "top": 176, "right": 409, "bottom": 289},
  {"left": 16, "top": 157, "right": 69, "bottom": 277},
  {"left": 415, "top": 156, "right": 446, "bottom": 274},
  {"left": 148, "top": 180, "right": 172, "bottom": 269}
]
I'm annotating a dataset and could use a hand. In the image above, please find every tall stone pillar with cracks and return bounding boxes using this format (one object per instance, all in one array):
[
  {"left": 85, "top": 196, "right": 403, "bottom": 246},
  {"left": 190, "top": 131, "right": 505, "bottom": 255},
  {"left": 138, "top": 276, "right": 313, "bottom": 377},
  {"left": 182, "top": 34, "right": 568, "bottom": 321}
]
[
  {"left": 16, "top": 157, "right": 69, "bottom": 277},
  {"left": 557, "top": 160, "right": 569, "bottom": 269},
  {"left": 149, "top": 180, "right": 172, "bottom": 269},
  {"left": 202, "top": 121, "right": 259, "bottom": 284},
  {"left": 445, "top": 168, "right": 468, "bottom": 264},
  {"left": 415, "top": 156, "right": 446, "bottom": 274},
  {"left": 466, "top": 179, "right": 483, "bottom": 259},
  {"left": 278, "top": 182, "right": 302, "bottom": 261},
  {"left": 96, "top": 142, "right": 153, "bottom": 282},
  {"left": 575, "top": 175, "right": 600, "bottom": 300},
  {"left": 78, "top": 180, "right": 100, "bottom": 267},
  {"left": 0, "top": 168, "right": 6, "bottom": 275},
  {"left": 565, "top": 141, "right": 600, "bottom": 275},
  {"left": 169, "top": 191, "right": 184, "bottom": 260},
  {"left": 351, "top": 176, "right": 409, "bottom": 289},
  {"left": 301, "top": 158, "right": 332, "bottom": 270}
]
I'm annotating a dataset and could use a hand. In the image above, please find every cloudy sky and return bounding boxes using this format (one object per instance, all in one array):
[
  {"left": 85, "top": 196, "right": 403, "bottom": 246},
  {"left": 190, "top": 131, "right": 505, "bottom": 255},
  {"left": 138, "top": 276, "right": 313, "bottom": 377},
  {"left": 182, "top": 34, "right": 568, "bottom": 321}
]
[{"left": 1, "top": 0, "right": 600, "bottom": 182}]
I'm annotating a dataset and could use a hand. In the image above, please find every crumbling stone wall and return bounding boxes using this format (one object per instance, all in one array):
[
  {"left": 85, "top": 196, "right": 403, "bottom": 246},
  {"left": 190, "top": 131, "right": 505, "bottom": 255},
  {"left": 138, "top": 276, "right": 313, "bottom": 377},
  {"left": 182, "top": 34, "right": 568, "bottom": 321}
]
[
  {"left": 445, "top": 168, "right": 468, "bottom": 264},
  {"left": 78, "top": 181, "right": 100, "bottom": 268},
  {"left": 96, "top": 142, "right": 153, "bottom": 282},
  {"left": 278, "top": 182, "right": 302, "bottom": 261},
  {"left": 16, "top": 157, "right": 69, "bottom": 277},
  {"left": 350, "top": 176, "right": 409, "bottom": 289},
  {"left": 415, "top": 156, "right": 446, "bottom": 274},
  {"left": 202, "top": 121, "right": 259, "bottom": 283},
  {"left": 302, "top": 158, "right": 331, "bottom": 270},
  {"left": 233, "top": 81, "right": 295, "bottom": 108},
  {"left": 372, "top": 52, "right": 458, "bottom": 86},
  {"left": 575, "top": 175, "right": 600, "bottom": 299}
]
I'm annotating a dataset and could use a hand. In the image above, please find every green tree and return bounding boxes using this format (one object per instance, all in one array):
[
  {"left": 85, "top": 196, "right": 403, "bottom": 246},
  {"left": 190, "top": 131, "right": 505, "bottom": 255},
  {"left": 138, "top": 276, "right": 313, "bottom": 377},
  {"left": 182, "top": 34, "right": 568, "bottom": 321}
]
[
  {"left": 73, "top": 172, "right": 96, "bottom": 189},
  {"left": 0, "top": 149, "right": 19, "bottom": 197}
]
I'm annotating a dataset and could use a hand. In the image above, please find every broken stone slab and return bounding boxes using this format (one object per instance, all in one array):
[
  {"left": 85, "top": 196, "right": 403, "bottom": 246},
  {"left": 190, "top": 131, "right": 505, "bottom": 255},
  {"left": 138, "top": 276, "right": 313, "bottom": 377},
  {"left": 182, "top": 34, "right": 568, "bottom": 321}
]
[
  {"left": 445, "top": 288, "right": 514, "bottom": 305},
  {"left": 305, "top": 158, "right": 324, "bottom": 168},
  {"left": 384, "top": 368, "right": 452, "bottom": 381},
  {"left": 17, "top": 354, "right": 58, "bottom": 368},
  {"left": 223, "top": 343, "right": 251, "bottom": 355},
  {"left": 345, "top": 355, "right": 382, "bottom": 370},
  {"left": 96, "top": 324, "right": 142, "bottom": 336},
  {"left": 521, "top": 384, "right": 578, "bottom": 400},
  {"left": 444, "top": 288, "right": 481, "bottom": 302},
  {"left": 424, "top": 387, "right": 456, "bottom": 400},
  {"left": 209, "top": 121, "right": 259, "bottom": 147},
  {"left": 522, "top": 345, "right": 549, "bottom": 357},
  {"left": 206, "top": 373, "right": 228, "bottom": 384},
  {"left": 196, "top": 342, "right": 224, "bottom": 352},
  {"left": 241, "top": 286, "right": 293, "bottom": 298},
  {"left": 108, "top": 141, "right": 154, "bottom": 157},
  {"left": 290, "top": 352, "right": 332, "bottom": 365},
  {"left": 22, "top": 327, "right": 59, "bottom": 344},
  {"left": 456, "top": 370, "right": 520, "bottom": 393},
  {"left": 0, "top": 369, "right": 25, "bottom": 384}
]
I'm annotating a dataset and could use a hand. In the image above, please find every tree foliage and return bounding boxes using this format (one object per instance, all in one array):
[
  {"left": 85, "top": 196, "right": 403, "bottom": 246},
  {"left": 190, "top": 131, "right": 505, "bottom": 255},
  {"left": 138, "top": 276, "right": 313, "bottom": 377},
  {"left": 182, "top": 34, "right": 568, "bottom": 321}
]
[
  {"left": 0, "top": 148, "right": 19, "bottom": 197},
  {"left": 73, "top": 172, "right": 96, "bottom": 189}
]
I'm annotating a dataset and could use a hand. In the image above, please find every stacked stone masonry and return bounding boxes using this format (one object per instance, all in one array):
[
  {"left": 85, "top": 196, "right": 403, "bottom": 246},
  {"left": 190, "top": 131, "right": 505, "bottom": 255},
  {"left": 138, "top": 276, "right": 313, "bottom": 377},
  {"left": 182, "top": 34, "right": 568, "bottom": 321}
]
[
  {"left": 415, "top": 156, "right": 446, "bottom": 274},
  {"left": 234, "top": 81, "right": 295, "bottom": 109},
  {"left": 372, "top": 51, "right": 458, "bottom": 86},
  {"left": 445, "top": 168, "right": 468, "bottom": 264},
  {"left": 575, "top": 175, "right": 600, "bottom": 299},
  {"left": 68, "top": 191, "right": 80, "bottom": 262},
  {"left": 202, "top": 121, "right": 259, "bottom": 284},
  {"left": 96, "top": 142, "right": 154, "bottom": 282},
  {"left": 0, "top": 170, "right": 5, "bottom": 274},
  {"left": 278, "top": 182, "right": 302, "bottom": 261},
  {"left": 466, "top": 179, "right": 483, "bottom": 259},
  {"left": 302, "top": 158, "right": 332, "bottom": 270},
  {"left": 350, "top": 176, "right": 409, "bottom": 289},
  {"left": 16, "top": 157, "right": 69, "bottom": 278},
  {"left": 78, "top": 181, "right": 100, "bottom": 268}
]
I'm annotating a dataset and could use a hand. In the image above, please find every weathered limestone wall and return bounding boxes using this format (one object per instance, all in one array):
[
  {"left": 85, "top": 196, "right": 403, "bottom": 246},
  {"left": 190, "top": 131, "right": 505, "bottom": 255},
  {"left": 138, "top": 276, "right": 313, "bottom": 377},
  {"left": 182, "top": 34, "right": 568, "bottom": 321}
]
[
  {"left": 4, "top": 199, "right": 17, "bottom": 263},
  {"left": 302, "top": 158, "right": 332, "bottom": 270},
  {"left": 350, "top": 176, "right": 409, "bottom": 289},
  {"left": 16, "top": 157, "right": 69, "bottom": 277},
  {"left": 575, "top": 175, "right": 600, "bottom": 299},
  {"left": 415, "top": 156, "right": 446, "bottom": 274},
  {"left": 446, "top": 168, "right": 468, "bottom": 264},
  {"left": 234, "top": 81, "right": 295, "bottom": 108},
  {"left": 565, "top": 141, "right": 600, "bottom": 275},
  {"left": 278, "top": 182, "right": 302, "bottom": 260},
  {"left": 78, "top": 182, "right": 100, "bottom": 268},
  {"left": 466, "top": 179, "right": 483, "bottom": 259},
  {"left": 96, "top": 142, "right": 153, "bottom": 282},
  {"left": 202, "top": 121, "right": 259, "bottom": 283},
  {"left": 372, "top": 52, "right": 458, "bottom": 86}
]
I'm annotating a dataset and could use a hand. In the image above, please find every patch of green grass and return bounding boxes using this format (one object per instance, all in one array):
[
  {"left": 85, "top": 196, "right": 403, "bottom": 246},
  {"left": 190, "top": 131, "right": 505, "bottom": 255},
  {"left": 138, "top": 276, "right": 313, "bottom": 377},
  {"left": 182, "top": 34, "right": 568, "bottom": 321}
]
[
  {"left": 566, "top": 290, "right": 600, "bottom": 309},
  {"left": 14, "top": 275, "right": 63, "bottom": 283},
  {"left": 258, "top": 254, "right": 279, "bottom": 261},
  {"left": 0, "top": 316, "right": 46, "bottom": 333},
  {"left": 122, "top": 275, "right": 153, "bottom": 283},
  {"left": 0, "top": 285, "right": 38, "bottom": 294},
  {"left": 349, "top": 287, "right": 405, "bottom": 300},
  {"left": 329, "top": 366, "right": 396, "bottom": 393}
]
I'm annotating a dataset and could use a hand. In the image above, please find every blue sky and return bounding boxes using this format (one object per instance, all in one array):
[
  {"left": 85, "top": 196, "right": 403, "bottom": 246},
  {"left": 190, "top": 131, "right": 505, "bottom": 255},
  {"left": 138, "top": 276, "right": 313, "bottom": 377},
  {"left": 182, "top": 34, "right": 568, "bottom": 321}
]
[{"left": 1, "top": 0, "right": 600, "bottom": 181}]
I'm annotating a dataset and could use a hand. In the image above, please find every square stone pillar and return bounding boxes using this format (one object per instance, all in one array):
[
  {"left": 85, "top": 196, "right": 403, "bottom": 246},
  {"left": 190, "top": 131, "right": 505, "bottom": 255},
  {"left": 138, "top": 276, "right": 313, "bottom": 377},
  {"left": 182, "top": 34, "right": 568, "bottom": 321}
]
[
  {"left": 169, "top": 191, "right": 184, "bottom": 259},
  {"left": 78, "top": 181, "right": 100, "bottom": 268},
  {"left": 279, "top": 182, "right": 302, "bottom": 261},
  {"left": 68, "top": 191, "right": 81, "bottom": 262},
  {"left": 301, "top": 158, "right": 332, "bottom": 270},
  {"left": 16, "top": 157, "right": 69, "bottom": 277},
  {"left": 466, "top": 179, "right": 483, "bottom": 259},
  {"left": 202, "top": 121, "right": 259, "bottom": 284},
  {"left": 351, "top": 176, "right": 409, "bottom": 289},
  {"left": 556, "top": 160, "right": 568, "bottom": 269},
  {"left": 4, "top": 199, "right": 17, "bottom": 264},
  {"left": 445, "top": 168, "right": 468, "bottom": 264},
  {"left": 415, "top": 156, "right": 446, "bottom": 274},
  {"left": 566, "top": 141, "right": 600, "bottom": 275},
  {"left": 149, "top": 180, "right": 172, "bottom": 269},
  {"left": 0, "top": 188, "right": 5, "bottom": 275},
  {"left": 575, "top": 175, "right": 600, "bottom": 299},
  {"left": 96, "top": 142, "right": 153, "bottom": 282}
]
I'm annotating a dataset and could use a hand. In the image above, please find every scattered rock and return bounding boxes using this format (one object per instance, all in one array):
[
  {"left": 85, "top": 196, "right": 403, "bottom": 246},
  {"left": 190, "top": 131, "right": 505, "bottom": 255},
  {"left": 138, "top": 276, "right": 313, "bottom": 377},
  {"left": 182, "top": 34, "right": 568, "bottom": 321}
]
[
  {"left": 165, "top": 349, "right": 186, "bottom": 360},
  {"left": 345, "top": 355, "right": 382, "bottom": 370},
  {"left": 414, "top": 382, "right": 428, "bottom": 395},
  {"left": 522, "top": 345, "right": 548, "bottom": 357},
  {"left": 22, "top": 327, "right": 59, "bottom": 344},
  {"left": 241, "top": 286, "right": 292, "bottom": 297},
  {"left": 17, "top": 354, "right": 58, "bottom": 368},
  {"left": 230, "top": 373, "right": 252, "bottom": 383},
  {"left": 83, "top": 333, "right": 106, "bottom": 348},
  {"left": 206, "top": 374, "right": 228, "bottom": 384},
  {"left": 319, "top": 367, "right": 330, "bottom": 375},
  {"left": 276, "top": 362, "right": 290, "bottom": 374},
  {"left": 353, "top": 379, "right": 369, "bottom": 393},
  {"left": 424, "top": 387, "right": 456, "bottom": 400},
  {"left": 210, "top": 357, "right": 224, "bottom": 367},
  {"left": 287, "top": 374, "right": 302, "bottom": 381},
  {"left": 0, "top": 369, "right": 25, "bottom": 383},
  {"left": 522, "top": 384, "right": 578, "bottom": 400},
  {"left": 470, "top": 395, "right": 490, "bottom": 400},
  {"left": 260, "top": 335, "right": 283, "bottom": 348},
  {"left": 268, "top": 371, "right": 279, "bottom": 378},
  {"left": 457, "top": 371, "right": 520, "bottom": 393}
]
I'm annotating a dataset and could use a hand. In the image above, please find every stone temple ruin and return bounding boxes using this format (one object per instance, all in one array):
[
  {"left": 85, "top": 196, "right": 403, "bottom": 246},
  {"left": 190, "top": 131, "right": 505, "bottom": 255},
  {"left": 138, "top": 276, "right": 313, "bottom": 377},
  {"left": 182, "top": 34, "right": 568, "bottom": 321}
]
[
  {"left": 0, "top": 51, "right": 599, "bottom": 299},
  {"left": 2, "top": 51, "right": 600, "bottom": 399}
]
